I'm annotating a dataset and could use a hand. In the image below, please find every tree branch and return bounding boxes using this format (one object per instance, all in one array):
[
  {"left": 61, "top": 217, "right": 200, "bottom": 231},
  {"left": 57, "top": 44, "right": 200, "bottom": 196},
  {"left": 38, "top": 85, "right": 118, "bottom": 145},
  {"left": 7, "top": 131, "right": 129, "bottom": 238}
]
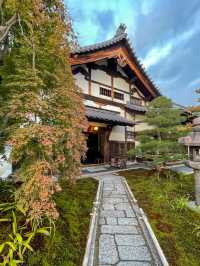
[
  {"left": 0, "top": 12, "right": 17, "bottom": 43},
  {"left": 0, "top": 0, "right": 4, "bottom": 10}
]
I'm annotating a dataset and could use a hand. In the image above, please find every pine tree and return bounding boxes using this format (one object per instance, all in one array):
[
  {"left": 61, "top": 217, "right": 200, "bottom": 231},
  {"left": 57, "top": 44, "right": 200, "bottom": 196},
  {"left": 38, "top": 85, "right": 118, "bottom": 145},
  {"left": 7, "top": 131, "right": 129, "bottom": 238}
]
[
  {"left": 0, "top": 0, "right": 87, "bottom": 224},
  {"left": 129, "top": 96, "right": 187, "bottom": 174}
]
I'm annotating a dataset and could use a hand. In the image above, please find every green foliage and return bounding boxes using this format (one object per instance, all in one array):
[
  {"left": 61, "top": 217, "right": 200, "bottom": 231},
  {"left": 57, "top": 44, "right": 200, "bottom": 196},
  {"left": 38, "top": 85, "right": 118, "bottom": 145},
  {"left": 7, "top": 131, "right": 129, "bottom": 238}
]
[
  {"left": 122, "top": 169, "right": 200, "bottom": 266},
  {"left": 0, "top": 205, "right": 51, "bottom": 266},
  {"left": 26, "top": 178, "right": 98, "bottom": 266},
  {"left": 129, "top": 96, "right": 187, "bottom": 168},
  {"left": 169, "top": 196, "right": 189, "bottom": 212},
  {"left": 0, "top": 0, "right": 87, "bottom": 223},
  {"left": 0, "top": 178, "right": 97, "bottom": 266}
]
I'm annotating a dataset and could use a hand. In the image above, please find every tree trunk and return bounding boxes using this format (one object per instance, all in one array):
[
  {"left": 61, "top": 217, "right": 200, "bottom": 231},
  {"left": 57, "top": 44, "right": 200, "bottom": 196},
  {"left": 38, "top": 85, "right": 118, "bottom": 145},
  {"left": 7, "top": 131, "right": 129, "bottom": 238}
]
[{"left": 194, "top": 170, "right": 200, "bottom": 206}]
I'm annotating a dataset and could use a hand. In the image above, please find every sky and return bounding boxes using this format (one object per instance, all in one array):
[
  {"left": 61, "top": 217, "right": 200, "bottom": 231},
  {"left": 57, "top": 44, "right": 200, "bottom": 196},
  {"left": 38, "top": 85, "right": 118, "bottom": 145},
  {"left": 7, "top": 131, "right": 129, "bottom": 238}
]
[{"left": 66, "top": 0, "right": 200, "bottom": 107}]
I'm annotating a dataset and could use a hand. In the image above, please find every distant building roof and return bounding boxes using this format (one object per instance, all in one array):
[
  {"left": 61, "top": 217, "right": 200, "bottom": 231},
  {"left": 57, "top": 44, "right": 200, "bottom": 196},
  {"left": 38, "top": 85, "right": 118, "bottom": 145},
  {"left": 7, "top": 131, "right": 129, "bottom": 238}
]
[
  {"left": 125, "top": 103, "right": 147, "bottom": 112},
  {"left": 86, "top": 106, "right": 134, "bottom": 126}
]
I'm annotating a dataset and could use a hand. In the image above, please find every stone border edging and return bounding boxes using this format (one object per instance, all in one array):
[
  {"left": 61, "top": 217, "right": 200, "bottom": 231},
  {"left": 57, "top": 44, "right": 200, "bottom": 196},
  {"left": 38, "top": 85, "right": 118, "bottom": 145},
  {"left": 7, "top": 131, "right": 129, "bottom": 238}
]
[
  {"left": 123, "top": 178, "right": 169, "bottom": 266},
  {"left": 82, "top": 179, "right": 103, "bottom": 266}
]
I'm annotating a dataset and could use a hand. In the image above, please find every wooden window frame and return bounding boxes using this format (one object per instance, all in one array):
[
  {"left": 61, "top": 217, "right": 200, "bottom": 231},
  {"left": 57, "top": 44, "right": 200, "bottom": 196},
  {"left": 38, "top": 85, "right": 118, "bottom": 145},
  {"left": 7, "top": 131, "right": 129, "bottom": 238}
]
[
  {"left": 114, "top": 91, "right": 124, "bottom": 101},
  {"left": 130, "top": 96, "right": 143, "bottom": 106},
  {"left": 100, "top": 87, "right": 112, "bottom": 97}
]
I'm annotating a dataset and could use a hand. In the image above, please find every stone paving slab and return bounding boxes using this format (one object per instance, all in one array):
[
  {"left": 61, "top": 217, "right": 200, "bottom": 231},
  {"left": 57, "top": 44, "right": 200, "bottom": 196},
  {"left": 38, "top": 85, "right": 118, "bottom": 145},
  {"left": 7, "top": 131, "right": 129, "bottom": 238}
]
[
  {"left": 100, "top": 210, "right": 125, "bottom": 218},
  {"left": 99, "top": 234, "right": 119, "bottom": 265},
  {"left": 106, "top": 217, "right": 118, "bottom": 225},
  {"left": 103, "top": 197, "right": 129, "bottom": 203},
  {"left": 101, "top": 225, "right": 138, "bottom": 234},
  {"left": 118, "top": 217, "right": 138, "bottom": 225},
  {"left": 117, "top": 262, "right": 152, "bottom": 266},
  {"left": 115, "top": 234, "right": 145, "bottom": 246},
  {"left": 118, "top": 246, "right": 152, "bottom": 261}
]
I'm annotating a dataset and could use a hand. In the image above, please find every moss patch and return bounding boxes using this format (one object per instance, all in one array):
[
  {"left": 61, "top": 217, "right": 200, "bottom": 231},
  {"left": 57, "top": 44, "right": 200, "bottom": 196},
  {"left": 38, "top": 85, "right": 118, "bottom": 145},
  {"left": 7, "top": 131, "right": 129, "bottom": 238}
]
[
  {"left": 120, "top": 169, "right": 200, "bottom": 266},
  {"left": 0, "top": 178, "right": 98, "bottom": 266},
  {"left": 27, "top": 178, "right": 97, "bottom": 266}
]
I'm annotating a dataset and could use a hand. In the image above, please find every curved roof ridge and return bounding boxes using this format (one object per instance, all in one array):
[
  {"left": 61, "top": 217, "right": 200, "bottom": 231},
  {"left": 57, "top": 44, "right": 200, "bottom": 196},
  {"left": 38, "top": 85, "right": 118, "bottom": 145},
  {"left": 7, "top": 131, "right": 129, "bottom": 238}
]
[
  {"left": 71, "top": 24, "right": 161, "bottom": 97},
  {"left": 71, "top": 32, "right": 127, "bottom": 54}
]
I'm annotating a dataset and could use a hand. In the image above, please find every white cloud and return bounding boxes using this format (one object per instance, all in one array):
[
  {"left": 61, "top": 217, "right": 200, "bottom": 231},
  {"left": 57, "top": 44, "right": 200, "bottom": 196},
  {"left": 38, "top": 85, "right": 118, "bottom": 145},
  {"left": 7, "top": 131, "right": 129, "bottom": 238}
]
[
  {"left": 141, "top": 0, "right": 156, "bottom": 15},
  {"left": 66, "top": 0, "right": 138, "bottom": 45},
  {"left": 142, "top": 42, "right": 172, "bottom": 68},
  {"left": 188, "top": 78, "right": 200, "bottom": 89},
  {"left": 142, "top": 24, "right": 200, "bottom": 69}
]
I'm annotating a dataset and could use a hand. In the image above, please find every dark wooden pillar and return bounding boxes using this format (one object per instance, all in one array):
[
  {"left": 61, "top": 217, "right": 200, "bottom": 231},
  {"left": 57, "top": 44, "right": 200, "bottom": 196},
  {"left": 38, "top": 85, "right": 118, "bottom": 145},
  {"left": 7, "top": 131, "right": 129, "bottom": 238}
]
[
  {"left": 125, "top": 126, "right": 127, "bottom": 157},
  {"left": 88, "top": 64, "right": 91, "bottom": 95},
  {"left": 111, "top": 75, "right": 114, "bottom": 101},
  {"left": 101, "top": 126, "right": 112, "bottom": 162}
]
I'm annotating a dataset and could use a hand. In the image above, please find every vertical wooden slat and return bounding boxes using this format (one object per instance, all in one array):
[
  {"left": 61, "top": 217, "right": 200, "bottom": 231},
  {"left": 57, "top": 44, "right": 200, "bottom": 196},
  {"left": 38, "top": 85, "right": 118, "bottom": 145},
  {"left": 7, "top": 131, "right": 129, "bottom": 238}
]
[
  {"left": 111, "top": 75, "right": 114, "bottom": 101},
  {"left": 88, "top": 64, "right": 91, "bottom": 95},
  {"left": 125, "top": 126, "right": 127, "bottom": 157},
  {"left": 129, "top": 82, "right": 132, "bottom": 103}
]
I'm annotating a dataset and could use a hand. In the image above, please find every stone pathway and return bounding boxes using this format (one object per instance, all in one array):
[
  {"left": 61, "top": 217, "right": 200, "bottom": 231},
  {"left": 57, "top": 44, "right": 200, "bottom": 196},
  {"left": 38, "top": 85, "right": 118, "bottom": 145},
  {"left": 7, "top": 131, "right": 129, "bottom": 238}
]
[{"left": 98, "top": 174, "right": 156, "bottom": 266}]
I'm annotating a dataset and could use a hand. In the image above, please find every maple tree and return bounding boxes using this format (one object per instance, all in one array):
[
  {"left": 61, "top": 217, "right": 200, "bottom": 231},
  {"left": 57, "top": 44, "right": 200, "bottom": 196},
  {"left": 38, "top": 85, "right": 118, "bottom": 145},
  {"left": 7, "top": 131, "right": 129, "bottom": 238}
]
[{"left": 0, "top": 0, "right": 87, "bottom": 225}]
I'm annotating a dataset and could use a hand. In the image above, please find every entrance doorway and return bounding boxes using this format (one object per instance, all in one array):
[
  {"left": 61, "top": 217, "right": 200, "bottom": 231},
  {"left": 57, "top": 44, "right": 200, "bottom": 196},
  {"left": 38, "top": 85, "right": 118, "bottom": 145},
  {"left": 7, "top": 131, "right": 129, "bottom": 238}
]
[
  {"left": 84, "top": 132, "right": 103, "bottom": 164},
  {"left": 82, "top": 125, "right": 112, "bottom": 165}
]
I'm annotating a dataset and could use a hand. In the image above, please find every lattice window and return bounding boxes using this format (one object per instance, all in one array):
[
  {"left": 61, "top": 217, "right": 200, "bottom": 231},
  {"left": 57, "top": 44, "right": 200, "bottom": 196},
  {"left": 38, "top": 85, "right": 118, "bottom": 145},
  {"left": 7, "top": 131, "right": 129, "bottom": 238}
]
[
  {"left": 114, "top": 91, "right": 124, "bottom": 100},
  {"left": 130, "top": 96, "right": 143, "bottom": 106},
  {"left": 100, "top": 87, "right": 111, "bottom": 97}
]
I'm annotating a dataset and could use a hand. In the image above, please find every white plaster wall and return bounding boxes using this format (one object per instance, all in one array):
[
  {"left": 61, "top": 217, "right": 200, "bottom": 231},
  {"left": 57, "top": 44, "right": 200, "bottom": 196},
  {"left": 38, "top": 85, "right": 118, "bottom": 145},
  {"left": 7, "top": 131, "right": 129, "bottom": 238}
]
[
  {"left": 91, "top": 69, "right": 111, "bottom": 84},
  {"left": 91, "top": 82, "right": 100, "bottom": 97},
  {"left": 114, "top": 77, "right": 130, "bottom": 93},
  {"left": 74, "top": 73, "right": 88, "bottom": 94},
  {"left": 84, "top": 100, "right": 99, "bottom": 108},
  {"left": 109, "top": 126, "right": 125, "bottom": 142},
  {"left": 135, "top": 114, "right": 154, "bottom": 132},
  {"left": 101, "top": 105, "right": 121, "bottom": 113},
  {"left": 126, "top": 112, "right": 135, "bottom": 133},
  {"left": 124, "top": 92, "right": 130, "bottom": 103}
]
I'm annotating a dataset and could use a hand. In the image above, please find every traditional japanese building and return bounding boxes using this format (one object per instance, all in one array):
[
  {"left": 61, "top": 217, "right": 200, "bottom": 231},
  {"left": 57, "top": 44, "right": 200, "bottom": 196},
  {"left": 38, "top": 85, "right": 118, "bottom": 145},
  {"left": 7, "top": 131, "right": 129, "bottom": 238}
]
[{"left": 70, "top": 24, "right": 160, "bottom": 164}]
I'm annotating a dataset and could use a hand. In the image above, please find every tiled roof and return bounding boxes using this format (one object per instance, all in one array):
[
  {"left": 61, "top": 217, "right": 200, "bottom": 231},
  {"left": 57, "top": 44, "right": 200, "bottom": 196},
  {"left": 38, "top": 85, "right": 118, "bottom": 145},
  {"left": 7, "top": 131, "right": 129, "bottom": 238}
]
[
  {"left": 71, "top": 33, "right": 127, "bottom": 54},
  {"left": 125, "top": 103, "right": 147, "bottom": 112},
  {"left": 71, "top": 24, "right": 160, "bottom": 97},
  {"left": 86, "top": 106, "right": 134, "bottom": 126}
]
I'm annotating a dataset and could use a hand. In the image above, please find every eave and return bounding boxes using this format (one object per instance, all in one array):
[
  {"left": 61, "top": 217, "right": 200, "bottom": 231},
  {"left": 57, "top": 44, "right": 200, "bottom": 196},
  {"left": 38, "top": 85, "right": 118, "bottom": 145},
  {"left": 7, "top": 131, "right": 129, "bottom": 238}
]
[{"left": 70, "top": 26, "right": 161, "bottom": 100}]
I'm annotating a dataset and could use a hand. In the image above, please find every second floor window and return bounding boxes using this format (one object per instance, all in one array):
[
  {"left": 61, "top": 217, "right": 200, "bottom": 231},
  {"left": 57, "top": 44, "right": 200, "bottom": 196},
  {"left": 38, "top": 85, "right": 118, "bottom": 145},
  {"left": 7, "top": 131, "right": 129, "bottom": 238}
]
[
  {"left": 114, "top": 91, "right": 124, "bottom": 100},
  {"left": 100, "top": 87, "right": 111, "bottom": 97},
  {"left": 130, "top": 97, "right": 143, "bottom": 106}
]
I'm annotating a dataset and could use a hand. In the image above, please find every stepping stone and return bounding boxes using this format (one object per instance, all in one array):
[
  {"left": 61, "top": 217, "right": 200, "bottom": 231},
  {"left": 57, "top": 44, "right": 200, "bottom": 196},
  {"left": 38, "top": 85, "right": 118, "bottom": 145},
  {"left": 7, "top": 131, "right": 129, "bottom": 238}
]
[
  {"left": 103, "top": 197, "right": 128, "bottom": 204},
  {"left": 118, "top": 246, "right": 152, "bottom": 261},
  {"left": 99, "top": 218, "right": 105, "bottom": 225},
  {"left": 125, "top": 209, "right": 136, "bottom": 217},
  {"left": 99, "top": 234, "right": 119, "bottom": 265},
  {"left": 100, "top": 210, "right": 125, "bottom": 218},
  {"left": 101, "top": 225, "right": 138, "bottom": 234},
  {"left": 118, "top": 217, "right": 138, "bottom": 225},
  {"left": 117, "top": 262, "right": 151, "bottom": 266},
  {"left": 115, "top": 234, "right": 145, "bottom": 246},
  {"left": 102, "top": 204, "right": 115, "bottom": 210},
  {"left": 115, "top": 203, "right": 133, "bottom": 211},
  {"left": 106, "top": 217, "right": 118, "bottom": 225}
]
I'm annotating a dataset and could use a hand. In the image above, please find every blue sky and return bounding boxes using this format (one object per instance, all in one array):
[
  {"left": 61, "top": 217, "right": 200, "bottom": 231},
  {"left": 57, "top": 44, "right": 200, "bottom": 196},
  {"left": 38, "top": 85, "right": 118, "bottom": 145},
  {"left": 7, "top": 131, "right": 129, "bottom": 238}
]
[{"left": 66, "top": 0, "right": 200, "bottom": 106}]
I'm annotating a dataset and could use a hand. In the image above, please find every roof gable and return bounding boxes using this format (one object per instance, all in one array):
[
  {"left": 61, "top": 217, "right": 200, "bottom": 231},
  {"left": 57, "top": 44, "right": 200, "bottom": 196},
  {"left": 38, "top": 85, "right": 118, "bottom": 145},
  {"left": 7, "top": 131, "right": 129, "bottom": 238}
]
[{"left": 70, "top": 24, "right": 161, "bottom": 99}]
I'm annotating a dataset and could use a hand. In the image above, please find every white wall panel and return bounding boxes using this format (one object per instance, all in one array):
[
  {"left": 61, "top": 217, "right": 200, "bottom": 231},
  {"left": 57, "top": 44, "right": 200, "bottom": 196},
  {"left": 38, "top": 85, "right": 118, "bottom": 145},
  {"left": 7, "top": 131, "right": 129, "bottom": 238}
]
[
  {"left": 74, "top": 73, "right": 88, "bottom": 94},
  {"left": 91, "top": 69, "right": 111, "bottom": 84},
  {"left": 109, "top": 126, "right": 125, "bottom": 141},
  {"left": 114, "top": 77, "right": 129, "bottom": 93}
]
